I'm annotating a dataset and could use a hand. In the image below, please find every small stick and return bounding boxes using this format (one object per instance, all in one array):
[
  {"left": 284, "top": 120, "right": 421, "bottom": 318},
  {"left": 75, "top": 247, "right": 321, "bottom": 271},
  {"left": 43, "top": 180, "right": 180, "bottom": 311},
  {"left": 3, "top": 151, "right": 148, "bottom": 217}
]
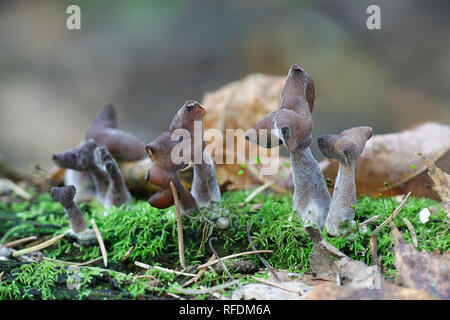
[
  {"left": 91, "top": 219, "right": 107, "bottom": 267},
  {"left": 134, "top": 261, "right": 196, "bottom": 277},
  {"left": 120, "top": 245, "right": 134, "bottom": 263},
  {"left": 371, "top": 191, "right": 411, "bottom": 236},
  {"left": 134, "top": 275, "right": 156, "bottom": 280},
  {"left": 209, "top": 237, "right": 235, "bottom": 281},
  {"left": 172, "top": 279, "right": 240, "bottom": 295},
  {"left": 42, "top": 256, "right": 103, "bottom": 266},
  {"left": 358, "top": 215, "right": 380, "bottom": 229},
  {"left": 250, "top": 276, "right": 303, "bottom": 295},
  {"left": 165, "top": 291, "right": 185, "bottom": 300},
  {"left": 370, "top": 234, "right": 378, "bottom": 266},
  {"left": 403, "top": 217, "right": 418, "bottom": 248},
  {"left": 197, "top": 250, "right": 273, "bottom": 269},
  {"left": 198, "top": 222, "right": 208, "bottom": 253},
  {"left": 1, "top": 236, "right": 37, "bottom": 248},
  {"left": 12, "top": 234, "right": 65, "bottom": 257},
  {"left": 182, "top": 254, "right": 216, "bottom": 288},
  {"left": 245, "top": 180, "right": 275, "bottom": 203},
  {"left": 0, "top": 178, "right": 32, "bottom": 200},
  {"left": 170, "top": 181, "right": 185, "bottom": 269}
]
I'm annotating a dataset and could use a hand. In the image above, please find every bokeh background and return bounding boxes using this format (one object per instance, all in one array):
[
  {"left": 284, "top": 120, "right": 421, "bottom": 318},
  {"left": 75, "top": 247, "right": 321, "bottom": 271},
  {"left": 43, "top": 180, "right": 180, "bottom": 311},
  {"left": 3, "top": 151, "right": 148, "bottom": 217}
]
[{"left": 0, "top": 0, "right": 449, "bottom": 173}]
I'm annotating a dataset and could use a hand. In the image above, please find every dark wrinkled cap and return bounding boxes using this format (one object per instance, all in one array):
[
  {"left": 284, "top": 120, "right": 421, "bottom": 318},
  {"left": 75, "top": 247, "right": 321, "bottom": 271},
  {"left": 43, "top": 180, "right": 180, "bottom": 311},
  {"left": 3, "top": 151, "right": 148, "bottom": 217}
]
[
  {"left": 51, "top": 185, "right": 76, "bottom": 207},
  {"left": 318, "top": 126, "right": 373, "bottom": 164}
]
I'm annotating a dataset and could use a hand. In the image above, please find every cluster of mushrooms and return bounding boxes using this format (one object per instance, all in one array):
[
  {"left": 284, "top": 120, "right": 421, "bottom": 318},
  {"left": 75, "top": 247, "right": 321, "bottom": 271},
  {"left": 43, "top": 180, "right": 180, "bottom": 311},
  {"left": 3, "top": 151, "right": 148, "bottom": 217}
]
[
  {"left": 246, "top": 65, "right": 372, "bottom": 235},
  {"left": 50, "top": 64, "right": 372, "bottom": 245}
]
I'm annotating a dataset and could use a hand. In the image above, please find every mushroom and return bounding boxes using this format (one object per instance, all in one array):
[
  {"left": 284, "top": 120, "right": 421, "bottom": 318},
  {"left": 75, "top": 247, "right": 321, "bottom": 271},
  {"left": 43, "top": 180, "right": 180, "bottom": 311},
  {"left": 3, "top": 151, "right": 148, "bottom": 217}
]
[
  {"left": 318, "top": 126, "right": 373, "bottom": 235},
  {"left": 50, "top": 185, "right": 96, "bottom": 245},
  {"left": 52, "top": 139, "right": 111, "bottom": 205},
  {"left": 145, "top": 132, "right": 197, "bottom": 214},
  {"left": 65, "top": 103, "right": 146, "bottom": 202},
  {"left": 246, "top": 65, "right": 331, "bottom": 228},
  {"left": 94, "top": 146, "right": 132, "bottom": 208},
  {"left": 169, "top": 100, "right": 221, "bottom": 207}
]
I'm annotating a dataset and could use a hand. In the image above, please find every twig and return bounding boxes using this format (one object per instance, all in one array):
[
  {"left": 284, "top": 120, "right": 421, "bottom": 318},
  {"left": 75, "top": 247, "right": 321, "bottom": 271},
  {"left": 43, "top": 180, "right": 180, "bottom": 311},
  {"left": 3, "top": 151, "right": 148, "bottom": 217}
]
[
  {"left": 134, "top": 261, "right": 196, "bottom": 277},
  {"left": 165, "top": 291, "right": 185, "bottom": 300},
  {"left": 403, "top": 217, "right": 418, "bottom": 248},
  {"left": 120, "top": 245, "right": 134, "bottom": 263},
  {"left": 12, "top": 234, "right": 65, "bottom": 257},
  {"left": 0, "top": 178, "right": 31, "bottom": 200},
  {"left": 209, "top": 237, "right": 235, "bottom": 282},
  {"left": 358, "top": 215, "right": 380, "bottom": 229},
  {"left": 197, "top": 250, "right": 273, "bottom": 269},
  {"left": 1, "top": 236, "right": 37, "bottom": 248},
  {"left": 370, "top": 234, "right": 378, "bottom": 267},
  {"left": 172, "top": 279, "right": 240, "bottom": 295},
  {"left": 182, "top": 254, "right": 216, "bottom": 288},
  {"left": 91, "top": 219, "right": 107, "bottom": 267},
  {"left": 198, "top": 222, "right": 208, "bottom": 253},
  {"left": 245, "top": 180, "right": 275, "bottom": 203},
  {"left": 42, "top": 256, "right": 103, "bottom": 266},
  {"left": 247, "top": 224, "right": 280, "bottom": 282},
  {"left": 170, "top": 181, "right": 185, "bottom": 269},
  {"left": 371, "top": 191, "right": 411, "bottom": 236},
  {"left": 134, "top": 275, "right": 156, "bottom": 280},
  {"left": 250, "top": 276, "right": 303, "bottom": 295}
]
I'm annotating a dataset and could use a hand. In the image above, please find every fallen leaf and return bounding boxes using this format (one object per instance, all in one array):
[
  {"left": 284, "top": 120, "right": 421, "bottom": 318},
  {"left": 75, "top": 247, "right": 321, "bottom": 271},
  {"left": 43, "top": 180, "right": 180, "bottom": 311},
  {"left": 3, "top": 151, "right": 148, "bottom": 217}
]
[
  {"left": 305, "top": 282, "right": 438, "bottom": 300},
  {"left": 306, "top": 227, "right": 381, "bottom": 289},
  {"left": 391, "top": 225, "right": 450, "bottom": 299},
  {"left": 417, "top": 153, "right": 450, "bottom": 219}
]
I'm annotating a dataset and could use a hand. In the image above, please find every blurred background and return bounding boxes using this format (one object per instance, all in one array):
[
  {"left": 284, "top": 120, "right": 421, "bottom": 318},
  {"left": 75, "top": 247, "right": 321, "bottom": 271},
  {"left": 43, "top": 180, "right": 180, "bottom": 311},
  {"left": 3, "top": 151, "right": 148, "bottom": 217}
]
[{"left": 0, "top": 0, "right": 449, "bottom": 173}]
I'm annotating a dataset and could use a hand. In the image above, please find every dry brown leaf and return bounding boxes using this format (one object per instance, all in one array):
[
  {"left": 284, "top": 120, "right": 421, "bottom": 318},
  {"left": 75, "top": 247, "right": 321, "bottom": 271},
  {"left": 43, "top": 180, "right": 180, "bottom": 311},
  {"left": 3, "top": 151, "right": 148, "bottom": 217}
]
[
  {"left": 306, "top": 282, "right": 437, "bottom": 300},
  {"left": 306, "top": 227, "right": 380, "bottom": 289},
  {"left": 418, "top": 153, "right": 450, "bottom": 218},
  {"left": 321, "top": 122, "right": 450, "bottom": 200},
  {"left": 201, "top": 74, "right": 296, "bottom": 192},
  {"left": 391, "top": 225, "right": 450, "bottom": 299}
]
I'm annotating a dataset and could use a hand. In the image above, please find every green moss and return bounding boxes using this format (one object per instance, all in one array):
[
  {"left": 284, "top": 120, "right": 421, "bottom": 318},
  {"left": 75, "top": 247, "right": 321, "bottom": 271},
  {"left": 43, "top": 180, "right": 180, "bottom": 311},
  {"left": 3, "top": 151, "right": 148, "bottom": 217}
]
[{"left": 0, "top": 189, "right": 449, "bottom": 299}]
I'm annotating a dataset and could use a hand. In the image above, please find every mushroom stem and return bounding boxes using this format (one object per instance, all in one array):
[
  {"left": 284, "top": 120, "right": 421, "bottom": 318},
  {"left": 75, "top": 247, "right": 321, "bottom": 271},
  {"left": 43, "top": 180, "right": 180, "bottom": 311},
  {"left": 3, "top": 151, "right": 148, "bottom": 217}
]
[
  {"left": 318, "top": 126, "right": 373, "bottom": 235},
  {"left": 290, "top": 147, "right": 330, "bottom": 228},
  {"left": 51, "top": 186, "right": 96, "bottom": 244},
  {"left": 95, "top": 146, "right": 132, "bottom": 208},
  {"left": 192, "top": 150, "right": 221, "bottom": 207},
  {"left": 326, "top": 162, "right": 356, "bottom": 233}
]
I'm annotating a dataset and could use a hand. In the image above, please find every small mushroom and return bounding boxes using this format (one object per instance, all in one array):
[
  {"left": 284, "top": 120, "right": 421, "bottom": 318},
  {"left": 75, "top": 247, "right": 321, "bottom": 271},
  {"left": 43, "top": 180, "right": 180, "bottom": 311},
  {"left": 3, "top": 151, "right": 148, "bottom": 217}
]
[
  {"left": 52, "top": 139, "right": 111, "bottom": 205},
  {"left": 94, "top": 146, "right": 132, "bottom": 208},
  {"left": 169, "top": 100, "right": 221, "bottom": 208},
  {"left": 145, "top": 133, "right": 196, "bottom": 214},
  {"left": 246, "top": 65, "right": 331, "bottom": 228},
  {"left": 318, "top": 126, "right": 373, "bottom": 235},
  {"left": 50, "top": 185, "right": 96, "bottom": 245},
  {"left": 66, "top": 103, "right": 146, "bottom": 202}
]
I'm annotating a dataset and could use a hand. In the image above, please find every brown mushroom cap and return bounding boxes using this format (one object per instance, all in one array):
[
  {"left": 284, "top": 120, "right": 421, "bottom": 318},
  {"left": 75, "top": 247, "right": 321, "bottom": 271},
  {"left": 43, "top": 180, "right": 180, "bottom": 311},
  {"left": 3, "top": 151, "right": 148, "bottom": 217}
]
[
  {"left": 274, "top": 108, "right": 313, "bottom": 152},
  {"left": 52, "top": 139, "right": 99, "bottom": 171},
  {"left": 245, "top": 111, "right": 282, "bottom": 148},
  {"left": 318, "top": 126, "right": 373, "bottom": 165},
  {"left": 85, "top": 103, "right": 146, "bottom": 161},
  {"left": 280, "top": 64, "right": 315, "bottom": 113},
  {"left": 169, "top": 100, "right": 206, "bottom": 133},
  {"left": 146, "top": 132, "right": 188, "bottom": 172},
  {"left": 51, "top": 185, "right": 76, "bottom": 208}
]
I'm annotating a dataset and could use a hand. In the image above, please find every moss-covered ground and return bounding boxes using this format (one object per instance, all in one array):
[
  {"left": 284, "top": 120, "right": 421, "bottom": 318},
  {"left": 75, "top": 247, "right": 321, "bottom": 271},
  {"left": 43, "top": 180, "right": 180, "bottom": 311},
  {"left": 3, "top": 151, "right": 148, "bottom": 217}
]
[{"left": 0, "top": 189, "right": 448, "bottom": 300}]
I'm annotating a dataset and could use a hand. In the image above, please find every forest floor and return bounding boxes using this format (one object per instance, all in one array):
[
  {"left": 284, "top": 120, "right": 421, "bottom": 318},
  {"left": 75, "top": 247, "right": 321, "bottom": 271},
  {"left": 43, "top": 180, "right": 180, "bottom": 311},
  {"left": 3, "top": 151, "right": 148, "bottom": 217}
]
[{"left": 0, "top": 189, "right": 449, "bottom": 300}]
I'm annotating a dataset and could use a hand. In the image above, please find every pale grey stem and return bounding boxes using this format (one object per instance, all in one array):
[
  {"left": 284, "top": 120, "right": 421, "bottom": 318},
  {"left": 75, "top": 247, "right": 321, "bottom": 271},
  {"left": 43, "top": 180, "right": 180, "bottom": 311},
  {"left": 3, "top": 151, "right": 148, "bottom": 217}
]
[
  {"left": 325, "top": 162, "right": 356, "bottom": 236},
  {"left": 290, "top": 147, "right": 330, "bottom": 229},
  {"left": 191, "top": 150, "right": 221, "bottom": 207}
]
